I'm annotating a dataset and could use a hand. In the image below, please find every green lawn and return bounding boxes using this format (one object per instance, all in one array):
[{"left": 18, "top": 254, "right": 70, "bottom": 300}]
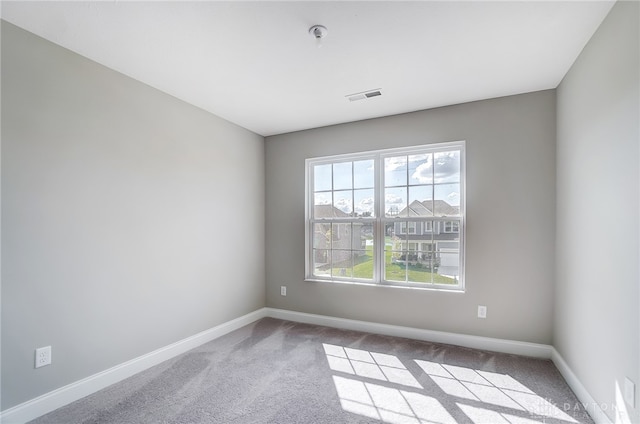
[{"left": 329, "top": 242, "right": 457, "bottom": 285}]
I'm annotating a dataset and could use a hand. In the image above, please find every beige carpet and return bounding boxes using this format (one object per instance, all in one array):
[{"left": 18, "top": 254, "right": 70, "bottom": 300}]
[{"left": 31, "top": 318, "right": 593, "bottom": 424}]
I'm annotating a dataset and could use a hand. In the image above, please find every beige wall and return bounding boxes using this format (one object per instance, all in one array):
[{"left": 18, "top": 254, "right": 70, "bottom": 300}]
[
  {"left": 555, "top": 1, "right": 639, "bottom": 422},
  {"left": 266, "top": 90, "right": 556, "bottom": 345},
  {"left": 1, "top": 22, "right": 265, "bottom": 410}
]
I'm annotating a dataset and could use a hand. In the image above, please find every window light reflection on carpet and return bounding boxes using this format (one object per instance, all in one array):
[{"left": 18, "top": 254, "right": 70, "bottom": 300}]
[{"left": 323, "top": 343, "right": 580, "bottom": 424}]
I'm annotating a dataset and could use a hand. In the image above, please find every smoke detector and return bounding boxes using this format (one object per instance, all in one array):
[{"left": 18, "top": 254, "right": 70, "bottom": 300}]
[{"left": 309, "top": 25, "right": 328, "bottom": 48}]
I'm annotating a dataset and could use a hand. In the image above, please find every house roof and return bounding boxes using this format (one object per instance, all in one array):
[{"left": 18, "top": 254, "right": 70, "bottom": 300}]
[
  {"left": 398, "top": 200, "right": 459, "bottom": 217},
  {"left": 316, "top": 200, "right": 458, "bottom": 218},
  {"left": 314, "top": 204, "right": 350, "bottom": 218}
]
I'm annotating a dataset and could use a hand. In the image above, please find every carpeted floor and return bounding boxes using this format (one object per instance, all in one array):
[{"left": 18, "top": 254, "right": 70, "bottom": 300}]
[{"left": 31, "top": 318, "right": 593, "bottom": 424}]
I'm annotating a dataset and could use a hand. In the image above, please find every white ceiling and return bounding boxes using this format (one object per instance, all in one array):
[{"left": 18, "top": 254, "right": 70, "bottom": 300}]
[{"left": 1, "top": 1, "right": 615, "bottom": 136}]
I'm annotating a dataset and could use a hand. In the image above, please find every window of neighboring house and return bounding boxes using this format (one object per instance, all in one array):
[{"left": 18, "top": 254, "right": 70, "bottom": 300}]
[
  {"left": 399, "top": 221, "right": 417, "bottom": 234},
  {"left": 306, "top": 141, "right": 465, "bottom": 290},
  {"left": 444, "top": 221, "right": 460, "bottom": 233}
]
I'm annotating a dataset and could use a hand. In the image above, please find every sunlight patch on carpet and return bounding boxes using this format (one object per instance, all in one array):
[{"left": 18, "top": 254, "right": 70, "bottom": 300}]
[
  {"left": 332, "top": 375, "right": 456, "bottom": 424},
  {"left": 323, "top": 343, "right": 422, "bottom": 389},
  {"left": 416, "top": 360, "right": 578, "bottom": 423},
  {"left": 324, "top": 343, "right": 580, "bottom": 424}
]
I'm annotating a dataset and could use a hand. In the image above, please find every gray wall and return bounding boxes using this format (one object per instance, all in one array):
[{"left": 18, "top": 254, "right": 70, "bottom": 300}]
[
  {"left": 1, "top": 22, "right": 265, "bottom": 410},
  {"left": 555, "top": 1, "right": 639, "bottom": 422},
  {"left": 266, "top": 90, "right": 556, "bottom": 345}
]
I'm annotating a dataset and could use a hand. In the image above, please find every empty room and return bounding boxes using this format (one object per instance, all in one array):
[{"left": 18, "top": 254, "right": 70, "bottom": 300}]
[{"left": 1, "top": 1, "right": 638, "bottom": 423}]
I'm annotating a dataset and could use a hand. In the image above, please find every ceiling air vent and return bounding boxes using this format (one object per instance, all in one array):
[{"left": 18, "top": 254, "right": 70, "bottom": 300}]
[{"left": 346, "top": 89, "right": 382, "bottom": 102}]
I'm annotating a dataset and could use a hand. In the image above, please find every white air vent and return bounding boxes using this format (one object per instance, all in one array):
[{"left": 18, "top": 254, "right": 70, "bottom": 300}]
[{"left": 346, "top": 89, "right": 382, "bottom": 102}]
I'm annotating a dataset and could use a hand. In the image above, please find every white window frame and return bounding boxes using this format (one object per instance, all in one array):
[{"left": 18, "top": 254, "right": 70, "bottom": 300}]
[{"left": 305, "top": 141, "right": 465, "bottom": 291}]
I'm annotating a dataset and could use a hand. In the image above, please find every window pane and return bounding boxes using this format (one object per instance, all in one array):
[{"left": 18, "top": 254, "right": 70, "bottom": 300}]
[
  {"left": 314, "top": 164, "right": 332, "bottom": 191},
  {"left": 352, "top": 222, "right": 372, "bottom": 250},
  {"left": 434, "top": 151, "right": 460, "bottom": 183},
  {"left": 331, "top": 223, "right": 351, "bottom": 248},
  {"left": 408, "top": 185, "right": 433, "bottom": 216},
  {"left": 422, "top": 254, "right": 436, "bottom": 275},
  {"left": 314, "top": 192, "right": 331, "bottom": 206},
  {"left": 333, "top": 162, "right": 352, "bottom": 190},
  {"left": 354, "top": 160, "right": 374, "bottom": 189},
  {"left": 410, "top": 261, "right": 432, "bottom": 284},
  {"left": 314, "top": 201, "right": 337, "bottom": 219},
  {"left": 385, "top": 222, "right": 406, "bottom": 282},
  {"left": 353, "top": 251, "right": 373, "bottom": 280},
  {"left": 385, "top": 156, "right": 407, "bottom": 187},
  {"left": 385, "top": 249, "right": 407, "bottom": 282},
  {"left": 385, "top": 187, "right": 407, "bottom": 217},
  {"left": 313, "top": 223, "right": 331, "bottom": 249},
  {"left": 331, "top": 249, "right": 353, "bottom": 278},
  {"left": 435, "top": 252, "right": 460, "bottom": 285},
  {"left": 404, "top": 224, "right": 435, "bottom": 284},
  {"left": 433, "top": 183, "right": 460, "bottom": 216},
  {"left": 333, "top": 190, "right": 353, "bottom": 215},
  {"left": 313, "top": 249, "right": 330, "bottom": 277},
  {"left": 354, "top": 189, "right": 375, "bottom": 217},
  {"left": 409, "top": 153, "right": 433, "bottom": 185},
  {"left": 391, "top": 221, "right": 407, "bottom": 242},
  {"left": 313, "top": 222, "right": 375, "bottom": 281},
  {"left": 418, "top": 223, "right": 434, "bottom": 243}
]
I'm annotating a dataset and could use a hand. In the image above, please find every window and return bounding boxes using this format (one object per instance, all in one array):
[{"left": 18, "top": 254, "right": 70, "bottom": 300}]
[
  {"left": 444, "top": 221, "right": 460, "bottom": 233},
  {"left": 306, "top": 141, "right": 465, "bottom": 290},
  {"left": 399, "top": 221, "right": 416, "bottom": 235}
]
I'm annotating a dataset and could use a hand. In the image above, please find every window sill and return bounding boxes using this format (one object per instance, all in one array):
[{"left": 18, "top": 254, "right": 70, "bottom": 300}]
[{"left": 304, "top": 278, "right": 465, "bottom": 293}]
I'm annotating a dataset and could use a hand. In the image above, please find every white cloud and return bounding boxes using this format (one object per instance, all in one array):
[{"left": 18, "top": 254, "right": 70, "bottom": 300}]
[
  {"left": 434, "top": 152, "right": 460, "bottom": 183},
  {"left": 385, "top": 193, "right": 404, "bottom": 204},
  {"left": 409, "top": 153, "right": 430, "bottom": 162},
  {"left": 385, "top": 157, "right": 407, "bottom": 172},
  {"left": 314, "top": 193, "right": 331, "bottom": 205},
  {"left": 355, "top": 197, "right": 374, "bottom": 214},
  {"left": 411, "top": 162, "right": 433, "bottom": 184}
]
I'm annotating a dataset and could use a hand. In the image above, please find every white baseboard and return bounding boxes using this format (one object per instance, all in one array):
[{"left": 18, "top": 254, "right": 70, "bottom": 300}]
[
  {"left": 551, "top": 348, "right": 612, "bottom": 424},
  {"left": 2, "top": 307, "right": 606, "bottom": 424},
  {"left": 268, "top": 308, "right": 609, "bottom": 424},
  {"left": 0, "top": 308, "right": 268, "bottom": 424},
  {"left": 265, "top": 307, "right": 553, "bottom": 358}
]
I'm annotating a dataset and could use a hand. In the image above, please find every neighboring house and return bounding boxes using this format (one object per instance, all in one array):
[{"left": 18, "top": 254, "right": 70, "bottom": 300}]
[
  {"left": 313, "top": 205, "right": 367, "bottom": 268},
  {"left": 390, "top": 200, "right": 460, "bottom": 274}
]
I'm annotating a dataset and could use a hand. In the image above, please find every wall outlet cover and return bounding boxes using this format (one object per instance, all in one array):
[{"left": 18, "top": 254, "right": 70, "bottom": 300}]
[
  {"left": 477, "top": 306, "right": 487, "bottom": 319},
  {"left": 35, "top": 346, "right": 52, "bottom": 368}
]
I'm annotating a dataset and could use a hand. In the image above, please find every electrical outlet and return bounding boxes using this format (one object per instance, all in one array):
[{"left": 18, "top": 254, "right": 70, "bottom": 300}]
[
  {"left": 477, "top": 305, "right": 487, "bottom": 319},
  {"left": 35, "top": 346, "right": 52, "bottom": 368},
  {"left": 624, "top": 377, "right": 635, "bottom": 407},
  {"left": 280, "top": 286, "right": 287, "bottom": 296}
]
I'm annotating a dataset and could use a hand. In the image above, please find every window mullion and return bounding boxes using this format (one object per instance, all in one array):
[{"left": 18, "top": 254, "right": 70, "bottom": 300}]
[{"left": 375, "top": 154, "right": 383, "bottom": 283}]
